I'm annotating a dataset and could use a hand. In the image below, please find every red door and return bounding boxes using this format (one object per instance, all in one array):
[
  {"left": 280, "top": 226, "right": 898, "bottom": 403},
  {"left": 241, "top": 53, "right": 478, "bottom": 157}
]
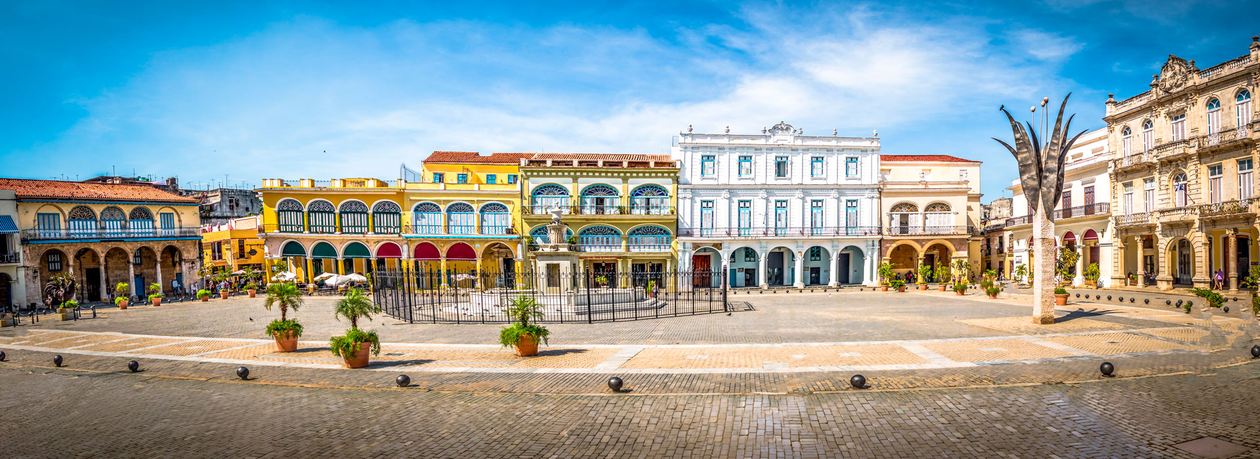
[{"left": 692, "top": 254, "right": 712, "bottom": 287}]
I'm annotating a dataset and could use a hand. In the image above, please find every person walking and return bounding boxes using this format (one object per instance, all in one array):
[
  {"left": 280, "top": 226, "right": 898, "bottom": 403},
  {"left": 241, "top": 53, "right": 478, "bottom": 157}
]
[{"left": 1214, "top": 269, "right": 1225, "bottom": 290}]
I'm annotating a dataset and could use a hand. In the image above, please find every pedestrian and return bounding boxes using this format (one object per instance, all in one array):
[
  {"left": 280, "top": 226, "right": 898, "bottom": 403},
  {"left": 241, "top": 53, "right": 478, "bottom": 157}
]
[{"left": 1214, "top": 269, "right": 1225, "bottom": 290}]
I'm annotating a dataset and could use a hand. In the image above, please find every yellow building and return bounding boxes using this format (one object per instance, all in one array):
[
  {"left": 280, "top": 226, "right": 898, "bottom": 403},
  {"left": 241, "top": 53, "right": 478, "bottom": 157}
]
[
  {"left": 200, "top": 216, "right": 265, "bottom": 275},
  {"left": 518, "top": 153, "right": 679, "bottom": 284},
  {"left": 0, "top": 178, "right": 201, "bottom": 305},
  {"left": 878, "top": 155, "right": 983, "bottom": 277}
]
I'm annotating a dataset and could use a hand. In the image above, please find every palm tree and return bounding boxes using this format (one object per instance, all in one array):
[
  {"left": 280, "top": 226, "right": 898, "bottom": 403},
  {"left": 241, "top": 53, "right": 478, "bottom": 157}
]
[
  {"left": 264, "top": 282, "right": 303, "bottom": 321},
  {"left": 334, "top": 287, "right": 379, "bottom": 329}
]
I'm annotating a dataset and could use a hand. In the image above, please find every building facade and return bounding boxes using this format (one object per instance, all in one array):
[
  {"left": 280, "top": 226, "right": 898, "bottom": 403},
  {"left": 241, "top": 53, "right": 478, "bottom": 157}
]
[
  {"left": 409, "top": 152, "right": 525, "bottom": 278},
  {"left": 1106, "top": 37, "right": 1259, "bottom": 290},
  {"left": 187, "top": 188, "right": 262, "bottom": 226},
  {"left": 1, "top": 178, "right": 201, "bottom": 305},
  {"left": 673, "top": 122, "right": 882, "bottom": 287},
  {"left": 1004, "top": 128, "right": 1113, "bottom": 287},
  {"left": 201, "top": 215, "right": 266, "bottom": 275},
  {"left": 879, "top": 155, "right": 983, "bottom": 278},
  {"left": 1, "top": 190, "right": 21, "bottom": 309},
  {"left": 519, "top": 153, "right": 678, "bottom": 284},
  {"left": 980, "top": 196, "right": 1012, "bottom": 275}
]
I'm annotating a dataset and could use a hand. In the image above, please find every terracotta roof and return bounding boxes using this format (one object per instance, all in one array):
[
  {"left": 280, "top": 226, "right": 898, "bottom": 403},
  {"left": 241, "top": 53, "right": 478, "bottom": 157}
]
[
  {"left": 512, "top": 152, "right": 675, "bottom": 162},
  {"left": 0, "top": 178, "right": 197, "bottom": 203},
  {"left": 880, "top": 154, "right": 980, "bottom": 163},
  {"left": 422, "top": 151, "right": 531, "bottom": 164}
]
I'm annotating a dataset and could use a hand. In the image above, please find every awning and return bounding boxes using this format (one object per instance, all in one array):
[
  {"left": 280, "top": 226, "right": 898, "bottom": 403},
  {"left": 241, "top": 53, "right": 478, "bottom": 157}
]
[
  {"left": 311, "top": 242, "right": 337, "bottom": 259},
  {"left": 280, "top": 241, "right": 306, "bottom": 257},
  {"left": 342, "top": 242, "right": 371, "bottom": 258},
  {"left": 0, "top": 216, "right": 16, "bottom": 234}
]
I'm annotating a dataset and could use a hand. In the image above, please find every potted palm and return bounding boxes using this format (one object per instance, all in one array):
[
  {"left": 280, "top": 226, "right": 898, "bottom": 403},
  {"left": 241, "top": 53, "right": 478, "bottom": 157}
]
[
  {"left": 1054, "top": 287, "right": 1069, "bottom": 305},
  {"left": 244, "top": 282, "right": 259, "bottom": 298},
  {"left": 877, "top": 262, "right": 894, "bottom": 292},
  {"left": 56, "top": 299, "right": 79, "bottom": 321},
  {"left": 937, "top": 263, "right": 951, "bottom": 291},
  {"left": 499, "top": 295, "right": 550, "bottom": 357},
  {"left": 1014, "top": 263, "right": 1028, "bottom": 286},
  {"left": 889, "top": 279, "right": 907, "bottom": 293},
  {"left": 981, "top": 269, "right": 1000, "bottom": 299},
  {"left": 916, "top": 263, "right": 931, "bottom": 290},
  {"left": 197, "top": 289, "right": 211, "bottom": 302},
  {"left": 114, "top": 282, "right": 130, "bottom": 309},
  {"left": 147, "top": 282, "right": 164, "bottom": 306},
  {"left": 1083, "top": 263, "right": 1100, "bottom": 288},
  {"left": 328, "top": 288, "right": 381, "bottom": 368},
  {"left": 263, "top": 282, "right": 304, "bottom": 352},
  {"left": 952, "top": 278, "right": 969, "bottom": 295},
  {"left": 217, "top": 274, "right": 230, "bottom": 299}
]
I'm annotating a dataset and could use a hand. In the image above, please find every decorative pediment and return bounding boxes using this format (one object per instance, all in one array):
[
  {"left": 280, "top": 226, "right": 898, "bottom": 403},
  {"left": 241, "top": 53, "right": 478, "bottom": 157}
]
[
  {"left": 768, "top": 121, "right": 795, "bottom": 135},
  {"left": 1158, "top": 55, "right": 1190, "bottom": 93}
]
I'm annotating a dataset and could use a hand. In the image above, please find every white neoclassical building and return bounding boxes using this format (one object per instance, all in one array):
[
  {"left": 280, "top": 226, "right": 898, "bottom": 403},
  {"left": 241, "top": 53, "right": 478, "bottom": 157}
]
[{"left": 673, "top": 122, "right": 882, "bottom": 288}]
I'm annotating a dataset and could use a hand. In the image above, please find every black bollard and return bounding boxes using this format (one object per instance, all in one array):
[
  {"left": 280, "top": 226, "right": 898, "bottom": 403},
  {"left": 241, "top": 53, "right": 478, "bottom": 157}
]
[
  {"left": 1251, "top": 345, "right": 1259, "bottom": 359},
  {"left": 0, "top": 350, "right": 5, "bottom": 362},
  {"left": 608, "top": 376, "right": 624, "bottom": 393},
  {"left": 128, "top": 360, "right": 140, "bottom": 373},
  {"left": 396, "top": 374, "right": 411, "bottom": 387},
  {"left": 53, "top": 354, "right": 63, "bottom": 367},
  {"left": 1099, "top": 362, "right": 1115, "bottom": 377},
  {"left": 850, "top": 374, "right": 867, "bottom": 389},
  {"left": 236, "top": 366, "right": 250, "bottom": 380}
]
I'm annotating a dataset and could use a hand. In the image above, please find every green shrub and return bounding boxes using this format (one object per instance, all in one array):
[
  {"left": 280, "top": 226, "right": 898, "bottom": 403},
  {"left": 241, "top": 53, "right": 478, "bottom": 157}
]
[
  {"left": 917, "top": 263, "right": 932, "bottom": 285},
  {"left": 499, "top": 296, "right": 550, "bottom": 347},
  {"left": 888, "top": 279, "right": 906, "bottom": 290},
  {"left": 1054, "top": 287, "right": 1068, "bottom": 295},
  {"left": 329, "top": 327, "right": 380, "bottom": 357},
  {"left": 196, "top": 289, "right": 212, "bottom": 299},
  {"left": 244, "top": 282, "right": 259, "bottom": 291},
  {"left": 265, "top": 319, "right": 304, "bottom": 338},
  {"left": 1190, "top": 288, "right": 1224, "bottom": 309},
  {"left": 877, "top": 262, "right": 895, "bottom": 286},
  {"left": 59, "top": 299, "right": 79, "bottom": 310},
  {"left": 114, "top": 296, "right": 127, "bottom": 306},
  {"left": 1083, "top": 263, "right": 1100, "bottom": 281},
  {"left": 985, "top": 285, "right": 1002, "bottom": 297},
  {"left": 114, "top": 282, "right": 130, "bottom": 298},
  {"left": 952, "top": 282, "right": 968, "bottom": 293}
]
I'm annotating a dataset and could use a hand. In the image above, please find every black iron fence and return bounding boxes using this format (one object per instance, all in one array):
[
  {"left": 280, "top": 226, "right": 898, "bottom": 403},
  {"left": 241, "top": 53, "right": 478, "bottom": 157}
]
[{"left": 371, "top": 269, "right": 730, "bottom": 324}]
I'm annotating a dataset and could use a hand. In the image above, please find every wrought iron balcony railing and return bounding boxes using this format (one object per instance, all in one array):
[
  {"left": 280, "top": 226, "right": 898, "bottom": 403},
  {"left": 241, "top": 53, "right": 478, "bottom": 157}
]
[
  {"left": 677, "top": 226, "right": 881, "bottom": 238},
  {"left": 1198, "top": 198, "right": 1256, "bottom": 218},
  {"left": 0, "top": 253, "right": 18, "bottom": 264},
  {"left": 885, "top": 225, "right": 969, "bottom": 236},
  {"left": 22, "top": 227, "right": 201, "bottom": 242},
  {"left": 1053, "top": 202, "right": 1109, "bottom": 220},
  {"left": 522, "top": 205, "right": 675, "bottom": 216}
]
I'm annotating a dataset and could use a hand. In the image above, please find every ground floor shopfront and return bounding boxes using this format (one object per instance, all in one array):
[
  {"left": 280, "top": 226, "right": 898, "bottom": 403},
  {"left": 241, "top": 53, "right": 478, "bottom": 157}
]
[
  {"left": 1113, "top": 214, "right": 1260, "bottom": 291},
  {"left": 1005, "top": 215, "right": 1114, "bottom": 288},
  {"left": 881, "top": 235, "right": 979, "bottom": 282},
  {"left": 264, "top": 236, "right": 522, "bottom": 288},
  {"left": 678, "top": 239, "right": 879, "bottom": 288},
  {"left": 18, "top": 240, "right": 199, "bottom": 306}
]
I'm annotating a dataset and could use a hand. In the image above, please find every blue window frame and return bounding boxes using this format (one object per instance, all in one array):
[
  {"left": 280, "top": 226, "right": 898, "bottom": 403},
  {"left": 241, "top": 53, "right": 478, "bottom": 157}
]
[
  {"left": 531, "top": 183, "right": 570, "bottom": 214},
  {"left": 630, "top": 184, "right": 669, "bottom": 215},
  {"left": 628, "top": 225, "right": 671, "bottom": 252},
  {"left": 845, "top": 199, "right": 859, "bottom": 235},
  {"left": 159, "top": 212, "right": 175, "bottom": 236},
  {"left": 412, "top": 202, "right": 442, "bottom": 234},
  {"left": 845, "top": 157, "right": 859, "bottom": 177},
  {"left": 456, "top": 173, "right": 468, "bottom": 184},
  {"left": 507, "top": 174, "right": 518, "bottom": 184},
  {"left": 699, "top": 200, "right": 714, "bottom": 237},
  {"left": 486, "top": 174, "right": 497, "bottom": 184},
  {"left": 446, "top": 202, "right": 475, "bottom": 235},
  {"left": 774, "top": 156, "right": 789, "bottom": 178},
  {"left": 737, "top": 200, "right": 751, "bottom": 236},
  {"left": 36, "top": 213, "right": 61, "bottom": 238},
  {"left": 810, "top": 200, "right": 824, "bottom": 235},
  {"left": 479, "top": 203, "right": 510, "bottom": 235},
  {"left": 700, "top": 155, "right": 715, "bottom": 177},
  {"left": 773, "top": 200, "right": 788, "bottom": 236},
  {"left": 578, "top": 225, "right": 622, "bottom": 252},
  {"left": 811, "top": 157, "right": 824, "bottom": 177},
  {"left": 432, "top": 172, "right": 444, "bottom": 183},
  {"left": 738, "top": 156, "right": 753, "bottom": 177}
]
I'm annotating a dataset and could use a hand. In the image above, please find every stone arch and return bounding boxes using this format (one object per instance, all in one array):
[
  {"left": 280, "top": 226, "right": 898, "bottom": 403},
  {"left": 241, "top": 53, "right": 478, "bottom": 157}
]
[
  {"left": 765, "top": 245, "right": 796, "bottom": 287},
  {"left": 160, "top": 245, "right": 185, "bottom": 293},
  {"left": 691, "top": 246, "right": 722, "bottom": 288},
  {"left": 727, "top": 246, "right": 760, "bottom": 288},
  {"left": 838, "top": 245, "right": 866, "bottom": 285},
  {"left": 101, "top": 247, "right": 130, "bottom": 300},
  {"left": 132, "top": 246, "right": 159, "bottom": 296},
  {"left": 803, "top": 245, "right": 831, "bottom": 286}
]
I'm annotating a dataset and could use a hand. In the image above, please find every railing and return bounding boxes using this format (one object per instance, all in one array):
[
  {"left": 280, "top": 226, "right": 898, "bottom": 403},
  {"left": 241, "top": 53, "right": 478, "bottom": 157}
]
[
  {"left": 1005, "top": 215, "right": 1032, "bottom": 226},
  {"left": 576, "top": 242, "right": 625, "bottom": 253},
  {"left": 677, "top": 226, "right": 881, "bottom": 238},
  {"left": 0, "top": 253, "right": 17, "bottom": 264},
  {"left": 1156, "top": 206, "right": 1198, "bottom": 221},
  {"left": 885, "top": 225, "right": 968, "bottom": 236},
  {"left": 1198, "top": 126, "right": 1251, "bottom": 149},
  {"left": 260, "top": 224, "right": 407, "bottom": 235},
  {"left": 22, "top": 227, "right": 201, "bottom": 242},
  {"left": 1151, "top": 139, "right": 1190, "bottom": 161},
  {"left": 1054, "top": 203, "right": 1109, "bottom": 220},
  {"left": 1198, "top": 198, "right": 1255, "bottom": 218},
  {"left": 372, "top": 269, "right": 731, "bottom": 324},
  {"left": 522, "top": 205, "right": 675, "bottom": 216},
  {"left": 1118, "top": 151, "right": 1152, "bottom": 168},
  {"left": 1114, "top": 212, "right": 1151, "bottom": 226}
]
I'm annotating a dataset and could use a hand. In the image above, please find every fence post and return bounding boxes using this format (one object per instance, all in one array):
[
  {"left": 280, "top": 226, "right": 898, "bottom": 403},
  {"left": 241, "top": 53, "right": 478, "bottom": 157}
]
[
  {"left": 722, "top": 268, "right": 729, "bottom": 312},
  {"left": 585, "top": 269, "right": 593, "bottom": 324}
]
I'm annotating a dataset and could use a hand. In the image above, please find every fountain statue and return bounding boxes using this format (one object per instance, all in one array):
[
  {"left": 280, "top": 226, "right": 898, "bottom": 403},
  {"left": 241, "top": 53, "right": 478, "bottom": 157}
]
[{"left": 993, "top": 94, "right": 1087, "bottom": 324}]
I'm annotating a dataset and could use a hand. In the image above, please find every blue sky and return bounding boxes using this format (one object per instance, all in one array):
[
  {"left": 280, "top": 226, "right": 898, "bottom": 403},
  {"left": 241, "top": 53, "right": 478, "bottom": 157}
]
[{"left": 2, "top": 1, "right": 1258, "bottom": 198}]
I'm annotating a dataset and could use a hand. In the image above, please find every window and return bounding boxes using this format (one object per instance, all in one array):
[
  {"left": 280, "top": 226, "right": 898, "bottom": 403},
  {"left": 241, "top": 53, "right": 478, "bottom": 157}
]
[
  {"left": 532, "top": 183, "right": 570, "bottom": 214},
  {"left": 1206, "top": 98, "right": 1221, "bottom": 135},
  {"left": 810, "top": 200, "right": 824, "bottom": 235},
  {"left": 132, "top": 249, "right": 142, "bottom": 266},
  {"left": 810, "top": 157, "right": 824, "bottom": 177},
  {"left": 1083, "top": 185, "right": 1095, "bottom": 208},
  {"left": 507, "top": 174, "right": 518, "bottom": 184},
  {"left": 1060, "top": 190, "right": 1072, "bottom": 218},
  {"left": 446, "top": 203, "right": 475, "bottom": 235},
  {"left": 412, "top": 202, "right": 442, "bottom": 234},
  {"left": 744, "top": 249, "right": 756, "bottom": 262},
  {"left": 456, "top": 173, "right": 468, "bottom": 184},
  {"left": 1208, "top": 163, "right": 1223, "bottom": 204},
  {"left": 1240, "top": 158, "right": 1253, "bottom": 200},
  {"left": 1143, "top": 179, "right": 1155, "bottom": 213},
  {"left": 371, "top": 201, "right": 402, "bottom": 234},
  {"left": 479, "top": 203, "right": 510, "bottom": 235},
  {"left": 809, "top": 246, "right": 822, "bottom": 261},
  {"left": 159, "top": 212, "right": 175, "bottom": 236},
  {"left": 845, "top": 200, "right": 858, "bottom": 231},
  {"left": 1142, "top": 120, "right": 1154, "bottom": 152},
  {"left": 700, "top": 155, "right": 715, "bottom": 177},
  {"left": 737, "top": 200, "right": 752, "bottom": 236},
  {"left": 774, "top": 156, "right": 789, "bottom": 178},
  {"left": 1121, "top": 126, "right": 1132, "bottom": 157},
  {"left": 845, "top": 157, "right": 859, "bottom": 177},
  {"left": 630, "top": 185, "right": 669, "bottom": 215},
  {"left": 432, "top": 172, "right": 444, "bottom": 183},
  {"left": 1171, "top": 114, "right": 1186, "bottom": 141},
  {"left": 47, "top": 252, "right": 62, "bottom": 272},
  {"left": 1123, "top": 182, "right": 1134, "bottom": 215},
  {"left": 486, "top": 174, "right": 496, "bottom": 185},
  {"left": 1238, "top": 90, "right": 1253, "bottom": 128},
  {"left": 699, "top": 200, "right": 714, "bottom": 236},
  {"left": 36, "top": 213, "right": 61, "bottom": 238},
  {"left": 773, "top": 200, "right": 788, "bottom": 236},
  {"left": 338, "top": 201, "right": 369, "bottom": 234},
  {"left": 237, "top": 240, "right": 246, "bottom": 259},
  {"left": 1172, "top": 173, "right": 1188, "bottom": 207},
  {"left": 738, "top": 156, "right": 753, "bottom": 177}
]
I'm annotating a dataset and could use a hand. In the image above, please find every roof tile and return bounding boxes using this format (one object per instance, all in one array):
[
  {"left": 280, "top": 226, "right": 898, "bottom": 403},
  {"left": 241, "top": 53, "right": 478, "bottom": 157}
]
[
  {"left": 0, "top": 178, "right": 197, "bottom": 203},
  {"left": 880, "top": 154, "right": 979, "bottom": 163}
]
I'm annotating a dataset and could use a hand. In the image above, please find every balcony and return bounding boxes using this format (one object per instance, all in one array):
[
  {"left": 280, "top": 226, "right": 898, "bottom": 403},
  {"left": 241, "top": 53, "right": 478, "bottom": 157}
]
[
  {"left": 0, "top": 253, "right": 17, "bottom": 264},
  {"left": 1156, "top": 206, "right": 1198, "bottom": 224},
  {"left": 1197, "top": 126, "right": 1254, "bottom": 153},
  {"left": 259, "top": 224, "right": 406, "bottom": 236},
  {"left": 677, "top": 226, "right": 881, "bottom": 238},
  {"left": 22, "top": 227, "right": 201, "bottom": 243},
  {"left": 885, "top": 225, "right": 969, "bottom": 236},
  {"left": 1114, "top": 212, "right": 1152, "bottom": 227},
  {"left": 522, "top": 205, "right": 675, "bottom": 217},
  {"left": 1152, "top": 139, "right": 1191, "bottom": 162},
  {"left": 1198, "top": 198, "right": 1256, "bottom": 220},
  {"left": 1005, "top": 215, "right": 1032, "bottom": 226},
  {"left": 573, "top": 239, "right": 672, "bottom": 253},
  {"left": 1054, "top": 203, "right": 1110, "bottom": 220},
  {"left": 1113, "top": 152, "right": 1153, "bottom": 173}
]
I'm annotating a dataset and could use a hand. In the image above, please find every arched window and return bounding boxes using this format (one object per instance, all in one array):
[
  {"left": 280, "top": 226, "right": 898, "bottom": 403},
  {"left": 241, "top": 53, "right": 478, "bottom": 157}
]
[
  {"left": 276, "top": 199, "right": 304, "bottom": 233},
  {"left": 580, "top": 184, "right": 620, "bottom": 215},
  {"left": 924, "top": 203, "right": 952, "bottom": 229},
  {"left": 1141, "top": 120, "right": 1154, "bottom": 152},
  {"left": 628, "top": 225, "right": 671, "bottom": 252},
  {"left": 630, "top": 184, "right": 670, "bottom": 215},
  {"left": 529, "top": 225, "right": 572, "bottom": 245},
  {"left": 1206, "top": 98, "right": 1222, "bottom": 135},
  {"left": 888, "top": 203, "right": 919, "bottom": 235},
  {"left": 307, "top": 200, "right": 336, "bottom": 234},
  {"left": 68, "top": 206, "right": 97, "bottom": 238},
  {"left": 412, "top": 203, "right": 441, "bottom": 234},
  {"left": 338, "top": 201, "right": 369, "bottom": 234},
  {"left": 99, "top": 206, "right": 126, "bottom": 237},
  {"left": 371, "top": 201, "right": 401, "bottom": 234},
  {"left": 577, "top": 225, "right": 622, "bottom": 252},
  {"left": 1172, "top": 172, "right": 1188, "bottom": 207},
  {"left": 531, "top": 184, "right": 570, "bottom": 215},
  {"left": 446, "top": 202, "right": 475, "bottom": 235},
  {"left": 128, "top": 207, "right": 154, "bottom": 236},
  {"left": 1238, "top": 89, "right": 1253, "bottom": 128},
  {"left": 479, "top": 203, "right": 510, "bottom": 235},
  {"left": 1121, "top": 126, "right": 1132, "bottom": 157}
]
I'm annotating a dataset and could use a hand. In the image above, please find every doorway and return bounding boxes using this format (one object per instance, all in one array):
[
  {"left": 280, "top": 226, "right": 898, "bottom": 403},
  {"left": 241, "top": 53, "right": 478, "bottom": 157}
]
[
  {"left": 85, "top": 268, "right": 101, "bottom": 301},
  {"left": 809, "top": 267, "right": 821, "bottom": 285},
  {"left": 0, "top": 273, "right": 11, "bottom": 308},
  {"left": 133, "top": 274, "right": 145, "bottom": 298},
  {"left": 1238, "top": 237, "right": 1251, "bottom": 285},
  {"left": 592, "top": 262, "right": 617, "bottom": 288},
  {"left": 837, "top": 253, "right": 851, "bottom": 284}
]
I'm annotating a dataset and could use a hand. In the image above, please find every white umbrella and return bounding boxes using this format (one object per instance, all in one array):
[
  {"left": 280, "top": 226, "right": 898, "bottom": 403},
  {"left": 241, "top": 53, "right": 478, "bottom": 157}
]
[
  {"left": 230, "top": 270, "right": 246, "bottom": 276},
  {"left": 312, "top": 272, "right": 337, "bottom": 282},
  {"left": 329, "top": 273, "right": 368, "bottom": 287},
  {"left": 343, "top": 273, "right": 368, "bottom": 283},
  {"left": 271, "top": 272, "right": 296, "bottom": 282}
]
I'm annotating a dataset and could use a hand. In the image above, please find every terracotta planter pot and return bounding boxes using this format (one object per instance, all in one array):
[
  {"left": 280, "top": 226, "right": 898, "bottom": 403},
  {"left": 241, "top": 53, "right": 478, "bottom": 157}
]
[
  {"left": 57, "top": 310, "right": 74, "bottom": 321},
  {"left": 896, "top": 286, "right": 906, "bottom": 293},
  {"left": 273, "top": 332, "right": 298, "bottom": 352},
  {"left": 514, "top": 334, "right": 539, "bottom": 357},
  {"left": 248, "top": 289, "right": 257, "bottom": 298},
  {"left": 342, "top": 342, "right": 373, "bottom": 369},
  {"left": 955, "top": 290, "right": 965, "bottom": 296},
  {"left": 200, "top": 297, "right": 209, "bottom": 302},
  {"left": 881, "top": 285, "right": 889, "bottom": 292},
  {"left": 918, "top": 284, "right": 928, "bottom": 290},
  {"left": 1055, "top": 294, "right": 1068, "bottom": 305},
  {"left": 117, "top": 300, "right": 128, "bottom": 310},
  {"left": 988, "top": 293, "right": 998, "bottom": 299},
  {"left": 151, "top": 297, "right": 161, "bottom": 307},
  {"left": 219, "top": 291, "right": 229, "bottom": 299},
  {"left": 939, "top": 285, "right": 947, "bottom": 291}
]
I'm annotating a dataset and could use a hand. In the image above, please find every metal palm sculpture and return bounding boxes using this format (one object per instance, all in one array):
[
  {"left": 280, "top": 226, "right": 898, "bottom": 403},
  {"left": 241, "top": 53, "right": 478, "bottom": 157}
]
[{"left": 992, "top": 93, "right": 1088, "bottom": 219}]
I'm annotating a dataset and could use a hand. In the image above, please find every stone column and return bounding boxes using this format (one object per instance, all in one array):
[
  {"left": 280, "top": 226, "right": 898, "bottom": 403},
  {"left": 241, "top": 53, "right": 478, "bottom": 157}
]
[
  {"left": 1227, "top": 231, "right": 1238, "bottom": 291},
  {"left": 127, "top": 257, "right": 136, "bottom": 299},
  {"left": 156, "top": 258, "right": 164, "bottom": 296},
  {"left": 440, "top": 257, "right": 448, "bottom": 288},
  {"left": 1032, "top": 207, "right": 1056, "bottom": 324},
  {"left": 1136, "top": 237, "right": 1147, "bottom": 287},
  {"left": 1192, "top": 233, "right": 1210, "bottom": 289},
  {"left": 1155, "top": 236, "right": 1172, "bottom": 290},
  {"left": 1074, "top": 244, "right": 1086, "bottom": 287},
  {"left": 757, "top": 250, "right": 768, "bottom": 289},
  {"left": 828, "top": 248, "right": 840, "bottom": 287},
  {"left": 793, "top": 249, "right": 805, "bottom": 288},
  {"left": 1113, "top": 238, "right": 1127, "bottom": 287}
]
